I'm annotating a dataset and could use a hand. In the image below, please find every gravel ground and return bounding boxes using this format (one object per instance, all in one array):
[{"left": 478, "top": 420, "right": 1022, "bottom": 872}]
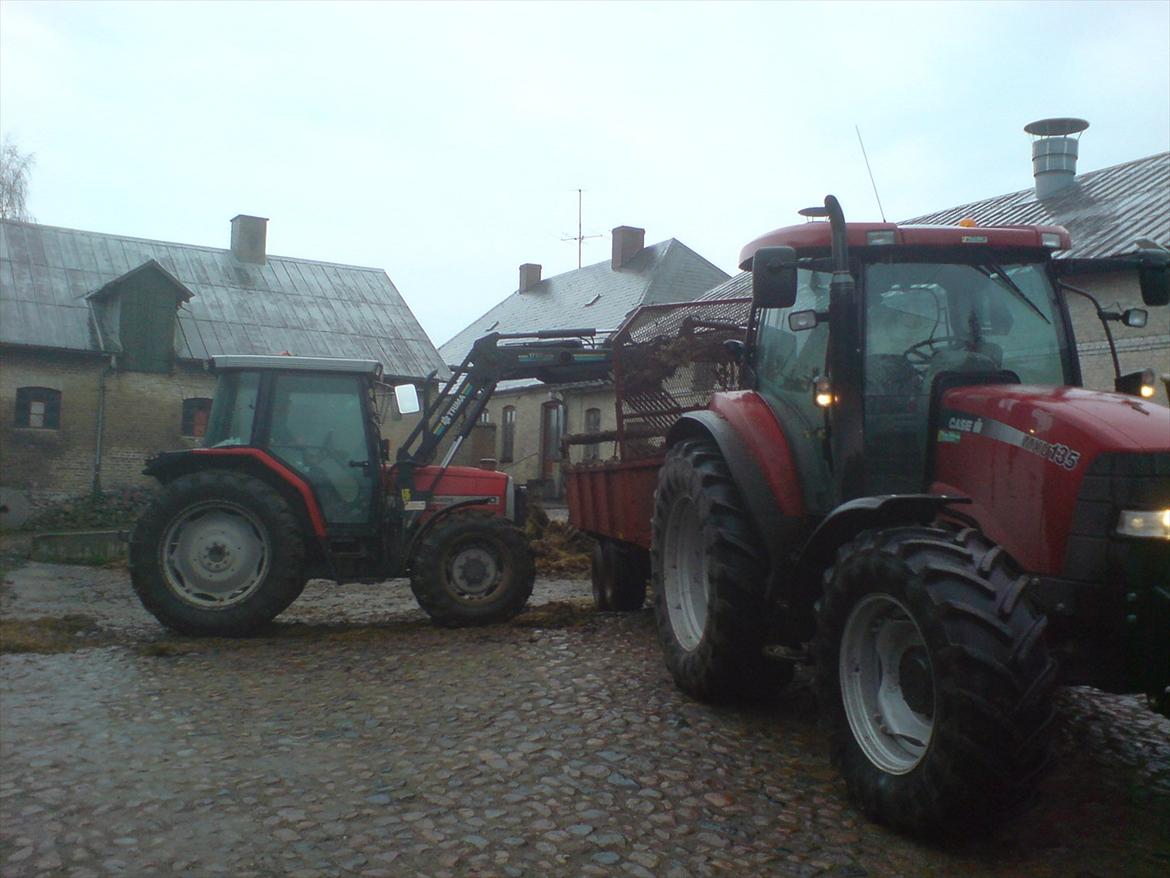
[{"left": 1, "top": 561, "right": 1168, "bottom": 878}]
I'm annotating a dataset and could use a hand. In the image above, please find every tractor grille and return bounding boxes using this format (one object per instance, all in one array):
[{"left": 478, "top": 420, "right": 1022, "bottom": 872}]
[
  {"left": 1061, "top": 451, "right": 1170, "bottom": 701},
  {"left": 1064, "top": 451, "right": 1170, "bottom": 581}
]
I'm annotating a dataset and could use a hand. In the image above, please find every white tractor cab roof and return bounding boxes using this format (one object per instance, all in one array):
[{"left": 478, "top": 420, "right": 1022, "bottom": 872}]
[{"left": 209, "top": 354, "right": 383, "bottom": 378}]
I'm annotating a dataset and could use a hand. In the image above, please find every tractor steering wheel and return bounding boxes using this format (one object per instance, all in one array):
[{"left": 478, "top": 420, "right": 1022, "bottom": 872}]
[{"left": 903, "top": 336, "right": 967, "bottom": 370}]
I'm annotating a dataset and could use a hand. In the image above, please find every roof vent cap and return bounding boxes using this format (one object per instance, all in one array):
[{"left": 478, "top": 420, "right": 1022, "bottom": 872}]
[{"left": 1025, "top": 118, "right": 1089, "bottom": 199}]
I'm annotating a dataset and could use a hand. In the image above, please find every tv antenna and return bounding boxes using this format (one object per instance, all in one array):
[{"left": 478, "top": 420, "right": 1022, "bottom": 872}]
[
  {"left": 562, "top": 188, "right": 602, "bottom": 268},
  {"left": 855, "top": 125, "right": 887, "bottom": 222}
]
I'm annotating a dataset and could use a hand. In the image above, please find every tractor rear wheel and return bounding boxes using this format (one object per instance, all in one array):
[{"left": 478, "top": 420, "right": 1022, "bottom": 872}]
[
  {"left": 129, "top": 470, "right": 307, "bottom": 636},
  {"left": 591, "top": 540, "right": 648, "bottom": 612},
  {"left": 411, "top": 514, "right": 535, "bottom": 627},
  {"left": 651, "top": 438, "right": 792, "bottom": 702},
  {"left": 815, "top": 527, "right": 1057, "bottom": 835}
]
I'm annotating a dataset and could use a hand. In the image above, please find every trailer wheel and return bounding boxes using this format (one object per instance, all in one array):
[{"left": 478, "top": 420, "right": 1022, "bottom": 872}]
[
  {"left": 411, "top": 515, "right": 535, "bottom": 627},
  {"left": 591, "top": 540, "right": 648, "bottom": 612},
  {"left": 815, "top": 527, "right": 1057, "bottom": 835},
  {"left": 651, "top": 438, "right": 792, "bottom": 701},
  {"left": 129, "top": 470, "right": 307, "bottom": 636}
]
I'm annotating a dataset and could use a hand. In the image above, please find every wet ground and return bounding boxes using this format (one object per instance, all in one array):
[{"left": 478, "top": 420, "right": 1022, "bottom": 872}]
[{"left": 1, "top": 560, "right": 1168, "bottom": 878}]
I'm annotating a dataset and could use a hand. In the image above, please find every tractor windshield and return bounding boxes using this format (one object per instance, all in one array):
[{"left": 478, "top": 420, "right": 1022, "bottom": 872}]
[
  {"left": 861, "top": 257, "right": 1074, "bottom": 493},
  {"left": 204, "top": 371, "right": 261, "bottom": 448}
]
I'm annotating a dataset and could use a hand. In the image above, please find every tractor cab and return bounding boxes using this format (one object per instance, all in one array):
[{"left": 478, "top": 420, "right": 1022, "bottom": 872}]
[
  {"left": 204, "top": 355, "right": 386, "bottom": 533},
  {"left": 740, "top": 216, "right": 1165, "bottom": 508}
]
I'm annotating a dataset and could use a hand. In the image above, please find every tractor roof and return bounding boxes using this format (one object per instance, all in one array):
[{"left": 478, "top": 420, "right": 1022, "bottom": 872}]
[
  {"left": 210, "top": 354, "right": 383, "bottom": 377},
  {"left": 739, "top": 221, "right": 1072, "bottom": 269}
]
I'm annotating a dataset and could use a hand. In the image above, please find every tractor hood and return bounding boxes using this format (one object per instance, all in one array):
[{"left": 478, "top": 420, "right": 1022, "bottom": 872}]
[
  {"left": 942, "top": 384, "right": 1170, "bottom": 454},
  {"left": 931, "top": 384, "right": 1169, "bottom": 575}
]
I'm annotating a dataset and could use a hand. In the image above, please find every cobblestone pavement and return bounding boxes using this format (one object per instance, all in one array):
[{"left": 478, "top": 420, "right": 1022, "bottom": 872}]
[{"left": 2, "top": 562, "right": 1168, "bottom": 878}]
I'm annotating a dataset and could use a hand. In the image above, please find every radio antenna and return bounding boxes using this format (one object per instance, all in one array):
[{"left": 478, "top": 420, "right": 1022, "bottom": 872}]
[
  {"left": 561, "top": 189, "right": 603, "bottom": 268},
  {"left": 855, "top": 126, "right": 887, "bottom": 222}
]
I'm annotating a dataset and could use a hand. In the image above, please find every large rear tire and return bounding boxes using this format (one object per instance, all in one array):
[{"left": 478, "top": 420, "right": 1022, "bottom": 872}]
[
  {"left": 815, "top": 527, "right": 1057, "bottom": 835},
  {"left": 591, "top": 540, "right": 648, "bottom": 612},
  {"left": 411, "top": 515, "right": 535, "bottom": 627},
  {"left": 650, "top": 438, "right": 792, "bottom": 701},
  {"left": 129, "top": 471, "right": 307, "bottom": 636}
]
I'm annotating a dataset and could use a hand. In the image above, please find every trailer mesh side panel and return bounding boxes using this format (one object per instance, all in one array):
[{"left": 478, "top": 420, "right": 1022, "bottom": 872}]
[{"left": 611, "top": 298, "right": 752, "bottom": 460}]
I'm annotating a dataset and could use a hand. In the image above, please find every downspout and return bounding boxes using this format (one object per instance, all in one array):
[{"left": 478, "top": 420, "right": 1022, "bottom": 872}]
[
  {"left": 87, "top": 300, "right": 116, "bottom": 496},
  {"left": 93, "top": 356, "right": 116, "bottom": 496}
]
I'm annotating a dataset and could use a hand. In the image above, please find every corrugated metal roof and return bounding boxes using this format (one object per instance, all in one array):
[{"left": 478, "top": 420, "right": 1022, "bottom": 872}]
[
  {"left": 903, "top": 152, "right": 1170, "bottom": 259},
  {"left": 0, "top": 219, "right": 448, "bottom": 381},
  {"left": 438, "top": 239, "right": 729, "bottom": 365}
]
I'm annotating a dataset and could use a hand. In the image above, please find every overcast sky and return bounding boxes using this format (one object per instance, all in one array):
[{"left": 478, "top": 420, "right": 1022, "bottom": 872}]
[{"left": 2, "top": 0, "right": 1168, "bottom": 348}]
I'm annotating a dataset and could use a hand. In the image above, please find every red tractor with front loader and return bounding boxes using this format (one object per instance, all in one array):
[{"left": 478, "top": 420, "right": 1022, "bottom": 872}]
[
  {"left": 129, "top": 330, "right": 611, "bottom": 636},
  {"left": 565, "top": 197, "right": 1169, "bottom": 834}
]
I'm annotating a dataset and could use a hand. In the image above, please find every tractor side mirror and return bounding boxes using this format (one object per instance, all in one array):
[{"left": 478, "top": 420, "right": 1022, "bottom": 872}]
[
  {"left": 751, "top": 246, "right": 799, "bottom": 310},
  {"left": 1123, "top": 308, "right": 1148, "bottom": 328},
  {"left": 394, "top": 383, "right": 420, "bottom": 415},
  {"left": 788, "top": 310, "right": 824, "bottom": 332},
  {"left": 1137, "top": 248, "right": 1170, "bottom": 306}
]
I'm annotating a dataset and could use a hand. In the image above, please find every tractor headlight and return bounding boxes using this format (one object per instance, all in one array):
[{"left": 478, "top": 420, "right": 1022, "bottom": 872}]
[{"left": 1116, "top": 509, "right": 1170, "bottom": 540}]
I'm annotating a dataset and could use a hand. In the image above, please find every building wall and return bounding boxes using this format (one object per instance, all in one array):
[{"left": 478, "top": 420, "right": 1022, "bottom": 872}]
[
  {"left": 1, "top": 348, "right": 215, "bottom": 504},
  {"left": 460, "top": 384, "right": 617, "bottom": 496}
]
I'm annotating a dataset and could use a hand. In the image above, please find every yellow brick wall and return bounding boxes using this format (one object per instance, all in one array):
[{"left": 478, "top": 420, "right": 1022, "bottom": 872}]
[
  {"left": 1066, "top": 271, "right": 1170, "bottom": 406},
  {"left": 1, "top": 349, "right": 215, "bottom": 502}
]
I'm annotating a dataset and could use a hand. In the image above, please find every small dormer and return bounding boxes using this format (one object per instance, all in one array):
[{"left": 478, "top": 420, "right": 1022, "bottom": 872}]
[{"left": 86, "top": 259, "right": 194, "bottom": 373}]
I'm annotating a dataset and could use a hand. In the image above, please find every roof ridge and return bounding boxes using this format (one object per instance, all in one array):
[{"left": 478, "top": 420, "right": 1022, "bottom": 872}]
[
  {"left": 0, "top": 218, "right": 389, "bottom": 273},
  {"left": 659, "top": 237, "right": 732, "bottom": 278}
]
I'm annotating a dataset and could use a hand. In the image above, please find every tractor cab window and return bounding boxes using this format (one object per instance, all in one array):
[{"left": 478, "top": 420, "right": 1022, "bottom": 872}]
[
  {"left": 754, "top": 267, "right": 834, "bottom": 513},
  {"left": 862, "top": 259, "right": 1070, "bottom": 493},
  {"left": 204, "top": 371, "right": 260, "bottom": 447},
  {"left": 267, "top": 373, "right": 375, "bottom": 526}
]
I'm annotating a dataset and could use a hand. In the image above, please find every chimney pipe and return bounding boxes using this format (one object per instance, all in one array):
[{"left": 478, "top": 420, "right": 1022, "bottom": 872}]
[
  {"left": 519, "top": 263, "right": 542, "bottom": 292},
  {"left": 1025, "top": 118, "right": 1088, "bottom": 199},
  {"left": 611, "top": 226, "right": 646, "bottom": 270},
  {"left": 231, "top": 214, "right": 268, "bottom": 264}
]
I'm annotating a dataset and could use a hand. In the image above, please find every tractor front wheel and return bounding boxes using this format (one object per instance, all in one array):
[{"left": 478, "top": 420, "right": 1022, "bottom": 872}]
[
  {"left": 411, "top": 515, "right": 535, "bottom": 627},
  {"left": 129, "top": 470, "right": 307, "bottom": 636},
  {"left": 650, "top": 438, "right": 792, "bottom": 701},
  {"left": 815, "top": 527, "right": 1057, "bottom": 835}
]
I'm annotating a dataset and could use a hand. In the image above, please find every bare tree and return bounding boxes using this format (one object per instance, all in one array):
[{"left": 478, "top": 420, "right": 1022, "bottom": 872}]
[{"left": 0, "top": 135, "right": 35, "bottom": 222}]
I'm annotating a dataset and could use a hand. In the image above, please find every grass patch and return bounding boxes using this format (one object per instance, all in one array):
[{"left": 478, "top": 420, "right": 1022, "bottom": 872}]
[
  {"left": 0, "top": 615, "right": 107, "bottom": 654},
  {"left": 527, "top": 514, "right": 593, "bottom": 578},
  {"left": 131, "top": 618, "right": 436, "bottom": 657}
]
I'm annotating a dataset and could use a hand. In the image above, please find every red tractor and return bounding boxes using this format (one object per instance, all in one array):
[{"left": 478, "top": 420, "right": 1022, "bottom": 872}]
[
  {"left": 129, "top": 330, "right": 611, "bottom": 636},
  {"left": 567, "top": 197, "right": 1169, "bottom": 834}
]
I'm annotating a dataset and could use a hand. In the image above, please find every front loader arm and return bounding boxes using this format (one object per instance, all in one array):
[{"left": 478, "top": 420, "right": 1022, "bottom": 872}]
[{"left": 397, "top": 329, "right": 613, "bottom": 468}]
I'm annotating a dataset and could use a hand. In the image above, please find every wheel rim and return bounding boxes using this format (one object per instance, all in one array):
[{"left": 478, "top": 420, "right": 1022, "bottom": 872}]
[
  {"left": 446, "top": 540, "right": 502, "bottom": 601},
  {"left": 662, "top": 494, "right": 707, "bottom": 651},
  {"left": 839, "top": 593, "right": 934, "bottom": 774},
  {"left": 162, "top": 501, "right": 270, "bottom": 609}
]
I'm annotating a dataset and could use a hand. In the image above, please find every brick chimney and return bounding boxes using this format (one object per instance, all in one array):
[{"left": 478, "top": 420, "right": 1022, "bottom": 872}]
[
  {"left": 231, "top": 214, "right": 268, "bottom": 264},
  {"left": 519, "top": 263, "right": 542, "bottom": 292},
  {"left": 1025, "top": 118, "right": 1089, "bottom": 199},
  {"left": 611, "top": 226, "right": 645, "bottom": 270}
]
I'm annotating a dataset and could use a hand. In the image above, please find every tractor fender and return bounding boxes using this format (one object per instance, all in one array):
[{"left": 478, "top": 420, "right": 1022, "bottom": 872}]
[
  {"left": 798, "top": 494, "right": 972, "bottom": 573},
  {"left": 666, "top": 396, "right": 806, "bottom": 569},
  {"left": 145, "top": 448, "right": 328, "bottom": 540}
]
